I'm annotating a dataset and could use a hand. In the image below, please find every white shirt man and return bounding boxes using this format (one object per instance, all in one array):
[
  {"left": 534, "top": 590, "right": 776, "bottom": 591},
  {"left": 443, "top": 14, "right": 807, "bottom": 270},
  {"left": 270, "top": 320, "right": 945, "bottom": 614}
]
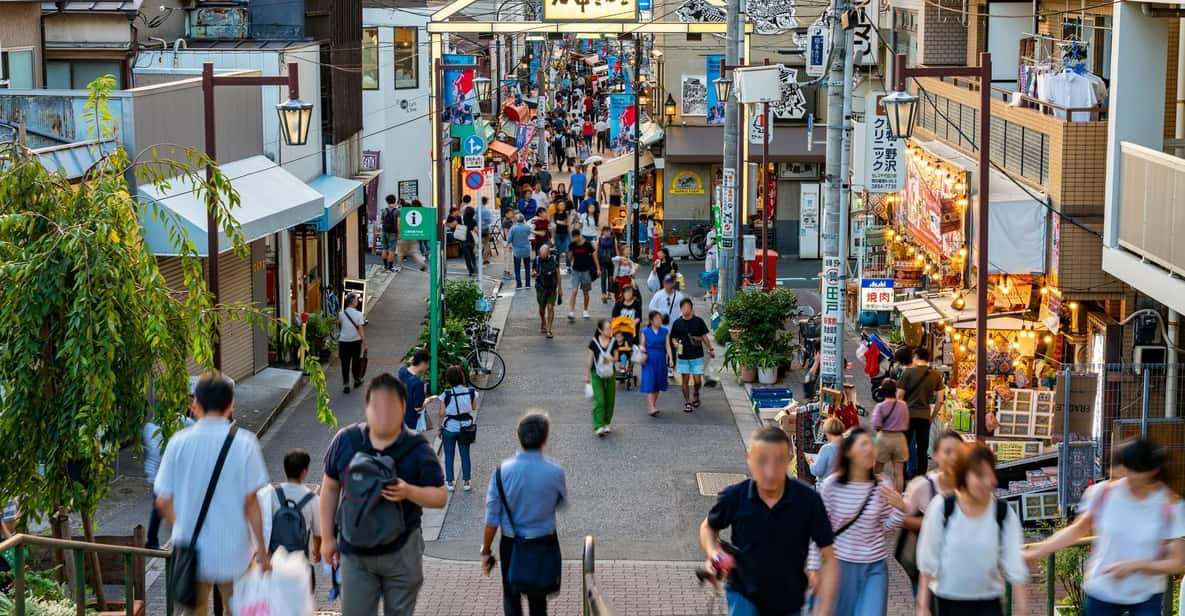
[{"left": 648, "top": 278, "right": 686, "bottom": 325}]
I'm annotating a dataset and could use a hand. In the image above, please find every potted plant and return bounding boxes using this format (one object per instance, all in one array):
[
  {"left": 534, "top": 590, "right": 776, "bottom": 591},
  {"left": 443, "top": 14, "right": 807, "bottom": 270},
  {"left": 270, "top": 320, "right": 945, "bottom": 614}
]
[
  {"left": 304, "top": 312, "right": 334, "bottom": 363},
  {"left": 752, "top": 346, "right": 785, "bottom": 384},
  {"left": 723, "top": 341, "right": 759, "bottom": 383}
]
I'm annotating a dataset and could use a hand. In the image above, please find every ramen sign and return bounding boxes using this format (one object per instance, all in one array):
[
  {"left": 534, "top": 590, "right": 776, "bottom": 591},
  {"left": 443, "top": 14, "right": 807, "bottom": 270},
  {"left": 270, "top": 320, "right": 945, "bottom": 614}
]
[{"left": 544, "top": 0, "right": 638, "bottom": 21}]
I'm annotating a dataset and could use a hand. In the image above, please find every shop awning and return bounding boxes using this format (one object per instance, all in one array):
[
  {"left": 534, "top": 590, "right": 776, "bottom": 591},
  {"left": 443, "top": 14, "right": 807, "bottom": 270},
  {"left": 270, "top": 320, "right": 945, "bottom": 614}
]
[
  {"left": 896, "top": 296, "right": 1050, "bottom": 331},
  {"left": 594, "top": 151, "right": 656, "bottom": 184},
  {"left": 489, "top": 140, "right": 518, "bottom": 158},
  {"left": 914, "top": 140, "right": 1048, "bottom": 274},
  {"left": 665, "top": 125, "right": 824, "bottom": 163},
  {"left": 639, "top": 121, "right": 664, "bottom": 147},
  {"left": 309, "top": 174, "right": 364, "bottom": 233},
  {"left": 896, "top": 297, "right": 948, "bottom": 324},
  {"left": 137, "top": 155, "right": 323, "bottom": 257}
]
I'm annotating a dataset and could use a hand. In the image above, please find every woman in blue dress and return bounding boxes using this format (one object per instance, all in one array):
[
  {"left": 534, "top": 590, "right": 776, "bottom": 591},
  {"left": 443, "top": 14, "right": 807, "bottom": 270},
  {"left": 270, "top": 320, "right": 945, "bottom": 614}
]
[{"left": 640, "top": 310, "right": 672, "bottom": 416}]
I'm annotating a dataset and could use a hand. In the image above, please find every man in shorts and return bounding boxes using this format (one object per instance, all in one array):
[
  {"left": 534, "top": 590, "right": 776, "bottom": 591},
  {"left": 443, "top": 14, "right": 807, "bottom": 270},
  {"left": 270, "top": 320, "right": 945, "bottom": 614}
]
[
  {"left": 532, "top": 244, "right": 562, "bottom": 338},
  {"left": 380, "top": 195, "right": 400, "bottom": 272},
  {"left": 566, "top": 232, "right": 599, "bottom": 321},
  {"left": 669, "top": 298, "right": 714, "bottom": 412}
]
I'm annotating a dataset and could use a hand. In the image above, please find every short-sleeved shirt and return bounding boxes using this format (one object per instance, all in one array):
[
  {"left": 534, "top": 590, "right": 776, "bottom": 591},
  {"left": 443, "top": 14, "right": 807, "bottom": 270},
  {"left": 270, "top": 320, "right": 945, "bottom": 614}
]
[
  {"left": 507, "top": 223, "right": 533, "bottom": 258},
  {"left": 518, "top": 197, "right": 538, "bottom": 219},
  {"left": 570, "top": 173, "right": 588, "bottom": 196},
  {"left": 397, "top": 366, "right": 426, "bottom": 430},
  {"left": 258, "top": 483, "right": 321, "bottom": 553},
  {"left": 530, "top": 218, "right": 551, "bottom": 248},
  {"left": 898, "top": 364, "right": 943, "bottom": 419},
  {"left": 338, "top": 307, "right": 364, "bottom": 343},
  {"left": 708, "top": 478, "right": 834, "bottom": 615},
  {"left": 569, "top": 241, "right": 596, "bottom": 272},
  {"left": 323, "top": 425, "right": 445, "bottom": 555},
  {"left": 670, "top": 315, "right": 709, "bottom": 360},
  {"left": 154, "top": 417, "right": 269, "bottom": 582}
]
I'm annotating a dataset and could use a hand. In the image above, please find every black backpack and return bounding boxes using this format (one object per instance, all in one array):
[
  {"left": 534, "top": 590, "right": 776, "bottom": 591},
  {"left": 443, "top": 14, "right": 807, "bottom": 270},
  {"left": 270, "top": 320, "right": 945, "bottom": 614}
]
[
  {"left": 382, "top": 207, "right": 398, "bottom": 233},
  {"left": 536, "top": 256, "right": 558, "bottom": 289},
  {"left": 336, "top": 426, "right": 426, "bottom": 549},
  {"left": 268, "top": 485, "right": 316, "bottom": 555}
]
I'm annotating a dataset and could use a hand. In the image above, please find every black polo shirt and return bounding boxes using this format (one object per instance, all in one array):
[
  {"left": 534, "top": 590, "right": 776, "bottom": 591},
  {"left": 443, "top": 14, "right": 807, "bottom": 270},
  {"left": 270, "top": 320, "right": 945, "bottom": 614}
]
[{"left": 707, "top": 477, "right": 834, "bottom": 615}]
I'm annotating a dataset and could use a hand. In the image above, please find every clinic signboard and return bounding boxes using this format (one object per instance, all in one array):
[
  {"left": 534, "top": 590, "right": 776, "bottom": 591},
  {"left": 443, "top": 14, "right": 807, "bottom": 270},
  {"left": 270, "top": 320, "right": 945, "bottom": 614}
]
[{"left": 544, "top": 0, "right": 638, "bottom": 21}]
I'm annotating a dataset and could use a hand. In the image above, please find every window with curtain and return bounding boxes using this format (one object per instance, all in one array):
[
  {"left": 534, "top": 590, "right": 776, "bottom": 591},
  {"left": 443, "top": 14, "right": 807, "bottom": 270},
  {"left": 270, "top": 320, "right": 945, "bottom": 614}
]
[
  {"left": 0, "top": 50, "right": 34, "bottom": 89},
  {"left": 394, "top": 27, "right": 417, "bottom": 90},
  {"left": 362, "top": 28, "right": 380, "bottom": 90}
]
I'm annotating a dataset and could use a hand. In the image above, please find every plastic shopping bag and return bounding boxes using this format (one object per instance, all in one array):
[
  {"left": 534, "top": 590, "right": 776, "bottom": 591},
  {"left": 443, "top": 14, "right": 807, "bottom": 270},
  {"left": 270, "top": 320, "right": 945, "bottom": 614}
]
[{"left": 232, "top": 548, "right": 314, "bottom": 616}]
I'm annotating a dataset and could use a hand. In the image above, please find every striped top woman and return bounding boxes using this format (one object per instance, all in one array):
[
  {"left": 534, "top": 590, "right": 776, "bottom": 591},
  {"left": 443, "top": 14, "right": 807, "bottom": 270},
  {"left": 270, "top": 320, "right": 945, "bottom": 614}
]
[{"left": 808, "top": 427, "right": 907, "bottom": 616}]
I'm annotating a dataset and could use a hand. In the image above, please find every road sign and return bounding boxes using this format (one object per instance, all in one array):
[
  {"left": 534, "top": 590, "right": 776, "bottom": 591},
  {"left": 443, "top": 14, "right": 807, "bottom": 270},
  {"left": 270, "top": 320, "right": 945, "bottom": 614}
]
[
  {"left": 463, "top": 155, "right": 484, "bottom": 170},
  {"left": 464, "top": 171, "right": 485, "bottom": 190},
  {"left": 400, "top": 207, "right": 436, "bottom": 241},
  {"left": 462, "top": 135, "right": 486, "bottom": 156}
]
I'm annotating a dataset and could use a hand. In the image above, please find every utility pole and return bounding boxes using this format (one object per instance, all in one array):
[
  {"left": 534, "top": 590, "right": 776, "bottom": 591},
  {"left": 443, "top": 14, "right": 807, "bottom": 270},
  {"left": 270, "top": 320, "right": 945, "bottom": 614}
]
[
  {"left": 821, "top": 0, "right": 851, "bottom": 390},
  {"left": 719, "top": 0, "right": 743, "bottom": 303},
  {"left": 631, "top": 33, "right": 642, "bottom": 258}
]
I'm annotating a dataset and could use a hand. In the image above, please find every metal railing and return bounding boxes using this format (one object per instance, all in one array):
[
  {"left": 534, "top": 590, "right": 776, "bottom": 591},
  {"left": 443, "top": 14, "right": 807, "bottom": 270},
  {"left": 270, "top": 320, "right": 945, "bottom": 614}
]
[
  {"left": 0, "top": 533, "right": 171, "bottom": 616},
  {"left": 582, "top": 535, "right": 615, "bottom": 616}
]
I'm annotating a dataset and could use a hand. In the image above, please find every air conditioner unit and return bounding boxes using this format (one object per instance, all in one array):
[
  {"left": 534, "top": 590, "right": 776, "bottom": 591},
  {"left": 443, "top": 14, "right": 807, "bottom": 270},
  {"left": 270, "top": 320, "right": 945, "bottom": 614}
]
[{"left": 1133, "top": 345, "right": 1167, "bottom": 374}]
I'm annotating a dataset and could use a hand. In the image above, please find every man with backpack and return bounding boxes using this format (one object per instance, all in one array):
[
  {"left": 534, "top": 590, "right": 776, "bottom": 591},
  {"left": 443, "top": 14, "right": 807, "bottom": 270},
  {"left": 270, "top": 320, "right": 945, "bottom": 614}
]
[
  {"left": 896, "top": 347, "right": 945, "bottom": 479},
  {"left": 258, "top": 450, "right": 320, "bottom": 586},
  {"left": 532, "top": 243, "right": 562, "bottom": 339},
  {"left": 320, "top": 374, "right": 447, "bottom": 616},
  {"left": 381, "top": 195, "right": 400, "bottom": 272}
]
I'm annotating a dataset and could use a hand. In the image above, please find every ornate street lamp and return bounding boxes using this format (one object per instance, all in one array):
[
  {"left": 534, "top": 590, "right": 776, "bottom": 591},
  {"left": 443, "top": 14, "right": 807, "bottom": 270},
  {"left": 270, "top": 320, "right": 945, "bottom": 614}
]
[
  {"left": 713, "top": 76, "right": 733, "bottom": 104},
  {"left": 663, "top": 93, "right": 676, "bottom": 122},
  {"left": 474, "top": 76, "right": 492, "bottom": 104},
  {"left": 881, "top": 89, "right": 920, "bottom": 140},
  {"left": 275, "top": 97, "right": 314, "bottom": 146},
  {"left": 638, "top": 90, "right": 651, "bottom": 109}
]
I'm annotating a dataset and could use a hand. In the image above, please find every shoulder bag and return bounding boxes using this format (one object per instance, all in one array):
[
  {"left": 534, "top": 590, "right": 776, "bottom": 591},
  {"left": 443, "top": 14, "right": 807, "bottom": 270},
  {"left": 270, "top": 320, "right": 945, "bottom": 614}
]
[
  {"left": 453, "top": 223, "right": 469, "bottom": 242},
  {"left": 495, "top": 468, "right": 562, "bottom": 595},
  {"left": 443, "top": 389, "right": 478, "bottom": 445},
  {"left": 171, "top": 425, "right": 239, "bottom": 608},
  {"left": 593, "top": 338, "right": 615, "bottom": 378},
  {"left": 832, "top": 483, "right": 877, "bottom": 537},
  {"left": 893, "top": 476, "right": 935, "bottom": 584}
]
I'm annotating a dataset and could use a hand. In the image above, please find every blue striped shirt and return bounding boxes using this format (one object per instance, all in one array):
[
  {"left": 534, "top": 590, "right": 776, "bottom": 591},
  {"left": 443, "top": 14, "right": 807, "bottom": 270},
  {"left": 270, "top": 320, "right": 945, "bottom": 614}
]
[
  {"left": 485, "top": 451, "right": 567, "bottom": 538},
  {"left": 154, "top": 417, "right": 268, "bottom": 582}
]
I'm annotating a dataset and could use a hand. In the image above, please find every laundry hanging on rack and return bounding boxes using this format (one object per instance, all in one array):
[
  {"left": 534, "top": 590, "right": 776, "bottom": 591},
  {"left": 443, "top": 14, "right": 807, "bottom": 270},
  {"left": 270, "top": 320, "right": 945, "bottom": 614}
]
[{"left": 1036, "top": 69, "right": 1106, "bottom": 121}]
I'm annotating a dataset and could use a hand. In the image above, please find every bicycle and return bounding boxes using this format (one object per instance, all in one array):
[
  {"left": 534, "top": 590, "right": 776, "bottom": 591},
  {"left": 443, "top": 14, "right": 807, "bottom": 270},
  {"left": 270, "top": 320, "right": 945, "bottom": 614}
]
[{"left": 465, "top": 304, "right": 506, "bottom": 390}]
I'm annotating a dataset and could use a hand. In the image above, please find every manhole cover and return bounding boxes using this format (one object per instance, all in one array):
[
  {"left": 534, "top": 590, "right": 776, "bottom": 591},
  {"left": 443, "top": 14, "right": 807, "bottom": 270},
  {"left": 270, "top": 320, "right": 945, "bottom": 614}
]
[{"left": 696, "top": 472, "right": 747, "bottom": 496}]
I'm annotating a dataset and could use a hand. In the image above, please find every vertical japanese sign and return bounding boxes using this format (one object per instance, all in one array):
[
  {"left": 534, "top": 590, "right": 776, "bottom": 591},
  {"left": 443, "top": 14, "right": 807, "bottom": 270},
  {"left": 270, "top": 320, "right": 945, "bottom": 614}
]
[
  {"left": 807, "top": 25, "right": 828, "bottom": 77},
  {"left": 530, "top": 42, "right": 542, "bottom": 88},
  {"left": 608, "top": 93, "right": 635, "bottom": 153},
  {"left": 865, "top": 94, "right": 905, "bottom": 192},
  {"left": 821, "top": 256, "right": 842, "bottom": 387},
  {"left": 851, "top": 0, "right": 880, "bottom": 66},
  {"left": 442, "top": 54, "right": 477, "bottom": 125},
  {"left": 720, "top": 168, "right": 736, "bottom": 250},
  {"left": 705, "top": 54, "right": 725, "bottom": 125},
  {"left": 748, "top": 105, "right": 774, "bottom": 145}
]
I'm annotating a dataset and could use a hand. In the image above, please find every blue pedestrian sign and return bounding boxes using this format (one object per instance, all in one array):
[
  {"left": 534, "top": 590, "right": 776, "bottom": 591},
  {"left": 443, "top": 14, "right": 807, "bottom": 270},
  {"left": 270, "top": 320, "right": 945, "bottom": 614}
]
[{"left": 462, "top": 135, "right": 486, "bottom": 156}]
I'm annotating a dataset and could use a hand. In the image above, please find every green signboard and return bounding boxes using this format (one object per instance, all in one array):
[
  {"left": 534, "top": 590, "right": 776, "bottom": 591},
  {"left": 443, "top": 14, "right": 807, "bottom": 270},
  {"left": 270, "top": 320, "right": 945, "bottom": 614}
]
[{"left": 400, "top": 207, "right": 436, "bottom": 241}]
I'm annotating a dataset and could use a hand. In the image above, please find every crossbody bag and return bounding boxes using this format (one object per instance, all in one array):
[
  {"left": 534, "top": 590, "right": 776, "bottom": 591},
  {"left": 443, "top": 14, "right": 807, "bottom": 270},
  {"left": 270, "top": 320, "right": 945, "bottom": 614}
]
[
  {"left": 341, "top": 310, "right": 368, "bottom": 377},
  {"left": 171, "top": 426, "right": 238, "bottom": 608},
  {"left": 495, "top": 468, "right": 562, "bottom": 595},
  {"left": 833, "top": 483, "right": 877, "bottom": 537},
  {"left": 443, "top": 388, "right": 478, "bottom": 445}
]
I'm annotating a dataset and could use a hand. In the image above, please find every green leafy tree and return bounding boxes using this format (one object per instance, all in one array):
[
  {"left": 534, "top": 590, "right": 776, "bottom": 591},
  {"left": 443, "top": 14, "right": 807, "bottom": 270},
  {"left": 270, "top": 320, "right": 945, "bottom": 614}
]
[{"left": 0, "top": 77, "right": 334, "bottom": 599}]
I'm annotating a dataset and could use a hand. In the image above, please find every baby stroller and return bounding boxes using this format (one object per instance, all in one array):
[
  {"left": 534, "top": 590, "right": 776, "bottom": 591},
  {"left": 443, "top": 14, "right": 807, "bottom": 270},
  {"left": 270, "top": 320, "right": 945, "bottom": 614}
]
[{"left": 610, "top": 316, "right": 638, "bottom": 390}]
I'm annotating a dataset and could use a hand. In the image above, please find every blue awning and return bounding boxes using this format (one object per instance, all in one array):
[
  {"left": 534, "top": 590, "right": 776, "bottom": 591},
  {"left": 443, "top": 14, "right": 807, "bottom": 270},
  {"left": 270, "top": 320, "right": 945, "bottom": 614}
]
[
  {"left": 308, "top": 174, "right": 364, "bottom": 232},
  {"left": 137, "top": 155, "right": 323, "bottom": 256}
]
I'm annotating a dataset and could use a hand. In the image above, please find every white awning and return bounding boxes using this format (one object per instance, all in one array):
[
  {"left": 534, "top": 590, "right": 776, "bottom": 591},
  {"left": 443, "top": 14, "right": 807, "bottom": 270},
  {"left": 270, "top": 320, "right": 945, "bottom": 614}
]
[
  {"left": 137, "top": 155, "right": 323, "bottom": 256},
  {"left": 896, "top": 297, "right": 948, "bottom": 324},
  {"left": 308, "top": 174, "right": 363, "bottom": 232},
  {"left": 594, "top": 151, "right": 656, "bottom": 184}
]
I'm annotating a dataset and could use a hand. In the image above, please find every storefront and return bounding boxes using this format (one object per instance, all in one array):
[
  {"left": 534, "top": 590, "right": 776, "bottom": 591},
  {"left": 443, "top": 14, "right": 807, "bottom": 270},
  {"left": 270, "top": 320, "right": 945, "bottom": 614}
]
[
  {"left": 308, "top": 174, "right": 366, "bottom": 313},
  {"left": 663, "top": 125, "right": 823, "bottom": 256},
  {"left": 137, "top": 155, "right": 324, "bottom": 379}
]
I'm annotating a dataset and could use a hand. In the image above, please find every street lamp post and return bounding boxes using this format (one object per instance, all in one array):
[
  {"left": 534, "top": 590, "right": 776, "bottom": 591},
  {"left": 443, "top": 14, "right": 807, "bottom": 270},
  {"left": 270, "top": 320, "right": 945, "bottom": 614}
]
[
  {"left": 663, "top": 94, "right": 677, "bottom": 125},
  {"left": 884, "top": 52, "right": 992, "bottom": 435},
  {"left": 202, "top": 62, "right": 312, "bottom": 369}
]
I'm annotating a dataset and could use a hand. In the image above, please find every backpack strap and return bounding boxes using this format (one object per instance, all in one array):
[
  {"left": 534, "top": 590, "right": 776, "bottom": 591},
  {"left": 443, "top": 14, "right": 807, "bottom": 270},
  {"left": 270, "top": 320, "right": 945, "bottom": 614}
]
[
  {"left": 295, "top": 491, "right": 316, "bottom": 511},
  {"left": 926, "top": 476, "right": 937, "bottom": 502},
  {"left": 274, "top": 484, "right": 288, "bottom": 507},
  {"left": 387, "top": 432, "right": 427, "bottom": 464},
  {"left": 941, "top": 493, "right": 958, "bottom": 528}
]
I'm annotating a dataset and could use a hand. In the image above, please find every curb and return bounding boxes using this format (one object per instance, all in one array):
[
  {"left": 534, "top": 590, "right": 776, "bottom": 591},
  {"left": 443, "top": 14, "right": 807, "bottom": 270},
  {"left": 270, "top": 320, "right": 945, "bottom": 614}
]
[{"left": 254, "top": 379, "right": 305, "bottom": 440}]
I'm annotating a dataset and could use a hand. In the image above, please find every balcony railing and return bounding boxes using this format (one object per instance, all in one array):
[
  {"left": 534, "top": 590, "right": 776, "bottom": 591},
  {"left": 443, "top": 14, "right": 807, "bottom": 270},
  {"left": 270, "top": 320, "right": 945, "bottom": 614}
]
[
  {"left": 938, "top": 74, "right": 1108, "bottom": 121},
  {"left": 1117, "top": 142, "right": 1185, "bottom": 278}
]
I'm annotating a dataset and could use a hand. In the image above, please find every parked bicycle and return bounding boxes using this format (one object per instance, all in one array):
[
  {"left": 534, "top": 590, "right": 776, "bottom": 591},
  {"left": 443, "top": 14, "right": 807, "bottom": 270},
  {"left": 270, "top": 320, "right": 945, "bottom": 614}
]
[{"left": 465, "top": 299, "right": 506, "bottom": 390}]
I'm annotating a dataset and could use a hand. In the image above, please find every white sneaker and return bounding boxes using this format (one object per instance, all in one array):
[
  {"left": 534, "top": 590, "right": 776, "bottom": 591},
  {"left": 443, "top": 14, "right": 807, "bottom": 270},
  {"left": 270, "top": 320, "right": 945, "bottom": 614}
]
[
  {"left": 446, "top": 481, "right": 456, "bottom": 492},
  {"left": 568, "top": 311, "right": 575, "bottom": 320},
  {"left": 604, "top": 425, "right": 613, "bottom": 434},
  {"left": 595, "top": 427, "right": 607, "bottom": 436},
  {"left": 463, "top": 481, "right": 472, "bottom": 492},
  {"left": 583, "top": 310, "right": 590, "bottom": 319}
]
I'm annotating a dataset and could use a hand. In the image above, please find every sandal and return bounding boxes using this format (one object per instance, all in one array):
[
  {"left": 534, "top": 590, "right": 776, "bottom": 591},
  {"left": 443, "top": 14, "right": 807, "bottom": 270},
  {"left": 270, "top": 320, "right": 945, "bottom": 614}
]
[
  {"left": 683, "top": 402, "right": 694, "bottom": 413},
  {"left": 648, "top": 409, "right": 661, "bottom": 417},
  {"left": 546, "top": 331, "right": 554, "bottom": 339},
  {"left": 692, "top": 394, "right": 701, "bottom": 408}
]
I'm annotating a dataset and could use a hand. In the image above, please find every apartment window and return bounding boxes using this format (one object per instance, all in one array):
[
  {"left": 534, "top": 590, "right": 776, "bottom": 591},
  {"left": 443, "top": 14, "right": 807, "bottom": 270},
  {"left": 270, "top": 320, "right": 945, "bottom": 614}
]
[
  {"left": 362, "top": 28, "right": 380, "bottom": 90},
  {"left": 0, "top": 50, "right": 35, "bottom": 89},
  {"left": 46, "top": 60, "right": 122, "bottom": 90},
  {"left": 394, "top": 27, "right": 418, "bottom": 90}
]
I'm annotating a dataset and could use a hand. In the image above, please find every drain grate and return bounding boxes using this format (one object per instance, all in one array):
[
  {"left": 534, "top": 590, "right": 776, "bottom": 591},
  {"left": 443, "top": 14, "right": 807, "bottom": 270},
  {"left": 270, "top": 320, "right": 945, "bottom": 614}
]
[{"left": 696, "top": 472, "right": 748, "bottom": 496}]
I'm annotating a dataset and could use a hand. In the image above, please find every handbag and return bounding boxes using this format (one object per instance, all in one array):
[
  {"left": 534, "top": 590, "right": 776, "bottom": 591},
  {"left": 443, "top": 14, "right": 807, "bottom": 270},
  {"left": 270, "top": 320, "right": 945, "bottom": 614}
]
[
  {"left": 496, "top": 468, "right": 562, "bottom": 595},
  {"left": 171, "top": 426, "right": 239, "bottom": 608},
  {"left": 894, "top": 476, "right": 935, "bottom": 585},
  {"left": 594, "top": 339, "right": 615, "bottom": 378},
  {"left": 631, "top": 347, "right": 648, "bottom": 366},
  {"left": 453, "top": 224, "right": 469, "bottom": 241}
]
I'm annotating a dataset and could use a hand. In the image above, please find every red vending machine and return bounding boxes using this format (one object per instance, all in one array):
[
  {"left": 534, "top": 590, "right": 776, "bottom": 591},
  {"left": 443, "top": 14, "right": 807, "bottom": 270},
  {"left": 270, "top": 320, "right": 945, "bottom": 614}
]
[{"left": 747, "top": 249, "right": 779, "bottom": 289}]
